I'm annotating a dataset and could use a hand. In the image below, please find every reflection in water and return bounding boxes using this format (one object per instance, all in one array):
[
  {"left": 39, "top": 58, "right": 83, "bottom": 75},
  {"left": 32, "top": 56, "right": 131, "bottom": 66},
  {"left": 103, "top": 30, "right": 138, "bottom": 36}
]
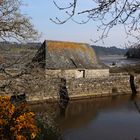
[
  {"left": 134, "top": 101, "right": 140, "bottom": 114},
  {"left": 130, "top": 94, "right": 140, "bottom": 114},
  {"left": 31, "top": 96, "right": 140, "bottom": 140},
  {"left": 56, "top": 96, "right": 128, "bottom": 130},
  {"left": 59, "top": 101, "right": 69, "bottom": 118},
  {"left": 56, "top": 96, "right": 140, "bottom": 140}
]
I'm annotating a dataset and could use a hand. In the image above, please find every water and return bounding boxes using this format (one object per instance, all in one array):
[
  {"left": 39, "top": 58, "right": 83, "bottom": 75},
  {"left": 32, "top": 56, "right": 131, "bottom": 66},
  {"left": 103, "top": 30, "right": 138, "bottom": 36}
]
[
  {"left": 54, "top": 96, "right": 140, "bottom": 140},
  {"left": 99, "top": 55, "right": 140, "bottom": 67}
]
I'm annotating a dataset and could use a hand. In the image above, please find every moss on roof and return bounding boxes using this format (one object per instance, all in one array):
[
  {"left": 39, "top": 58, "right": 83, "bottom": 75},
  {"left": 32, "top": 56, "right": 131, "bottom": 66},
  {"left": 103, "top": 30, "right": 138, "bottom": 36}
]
[
  {"left": 48, "top": 40, "right": 88, "bottom": 50},
  {"left": 33, "top": 40, "right": 104, "bottom": 69}
]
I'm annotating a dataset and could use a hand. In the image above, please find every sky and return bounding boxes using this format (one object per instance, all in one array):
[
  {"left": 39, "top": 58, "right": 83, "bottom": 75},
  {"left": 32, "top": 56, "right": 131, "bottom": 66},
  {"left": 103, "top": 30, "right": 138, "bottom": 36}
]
[{"left": 21, "top": 0, "right": 136, "bottom": 48}]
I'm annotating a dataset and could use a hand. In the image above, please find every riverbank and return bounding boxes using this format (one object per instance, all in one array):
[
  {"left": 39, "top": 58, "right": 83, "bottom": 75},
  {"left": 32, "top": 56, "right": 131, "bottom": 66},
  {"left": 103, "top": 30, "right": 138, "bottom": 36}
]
[
  {"left": 110, "top": 64, "right": 140, "bottom": 73},
  {"left": 26, "top": 72, "right": 140, "bottom": 104}
]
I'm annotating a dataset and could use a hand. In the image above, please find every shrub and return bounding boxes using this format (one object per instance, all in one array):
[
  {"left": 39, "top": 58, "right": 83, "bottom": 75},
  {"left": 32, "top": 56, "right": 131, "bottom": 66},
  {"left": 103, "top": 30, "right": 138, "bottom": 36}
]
[{"left": 0, "top": 96, "right": 39, "bottom": 140}]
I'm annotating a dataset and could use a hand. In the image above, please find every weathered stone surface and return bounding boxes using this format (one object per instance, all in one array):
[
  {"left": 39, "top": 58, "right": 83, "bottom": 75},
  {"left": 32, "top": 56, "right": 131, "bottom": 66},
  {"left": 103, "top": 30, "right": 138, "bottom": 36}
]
[
  {"left": 46, "top": 69, "right": 109, "bottom": 79},
  {"left": 26, "top": 73, "right": 140, "bottom": 102},
  {"left": 33, "top": 40, "right": 106, "bottom": 69}
]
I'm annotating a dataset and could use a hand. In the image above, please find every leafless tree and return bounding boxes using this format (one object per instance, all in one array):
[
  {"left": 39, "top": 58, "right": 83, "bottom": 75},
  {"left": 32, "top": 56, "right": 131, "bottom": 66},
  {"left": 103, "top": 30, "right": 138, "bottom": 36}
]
[
  {"left": 0, "top": 0, "right": 40, "bottom": 95},
  {"left": 0, "top": 0, "right": 39, "bottom": 91},
  {"left": 0, "top": 0, "right": 39, "bottom": 42},
  {"left": 51, "top": 0, "right": 140, "bottom": 42}
]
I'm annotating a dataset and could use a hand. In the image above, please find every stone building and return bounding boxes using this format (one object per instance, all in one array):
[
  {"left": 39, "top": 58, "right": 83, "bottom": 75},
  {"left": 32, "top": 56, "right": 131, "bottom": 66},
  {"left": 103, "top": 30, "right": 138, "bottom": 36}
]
[
  {"left": 28, "top": 40, "right": 140, "bottom": 102},
  {"left": 33, "top": 40, "right": 109, "bottom": 79}
]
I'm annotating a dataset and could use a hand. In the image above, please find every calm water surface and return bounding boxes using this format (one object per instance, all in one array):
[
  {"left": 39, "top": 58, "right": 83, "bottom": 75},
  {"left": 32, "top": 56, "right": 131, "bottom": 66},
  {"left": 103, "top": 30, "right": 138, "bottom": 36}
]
[
  {"left": 54, "top": 96, "right": 140, "bottom": 140},
  {"left": 99, "top": 55, "right": 140, "bottom": 67},
  {"left": 31, "top": 96, "right": 140, "bottom": 140}
]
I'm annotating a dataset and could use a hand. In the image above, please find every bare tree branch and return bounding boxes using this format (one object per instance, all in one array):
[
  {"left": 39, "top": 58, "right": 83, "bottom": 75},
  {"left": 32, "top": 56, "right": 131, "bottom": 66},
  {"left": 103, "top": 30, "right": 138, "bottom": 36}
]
[
  {"left": 0, "top": 0, "right": 39, "bottom": 42},
  {"left": 52, "top": 0, "right": 140, "bottom": 42}
]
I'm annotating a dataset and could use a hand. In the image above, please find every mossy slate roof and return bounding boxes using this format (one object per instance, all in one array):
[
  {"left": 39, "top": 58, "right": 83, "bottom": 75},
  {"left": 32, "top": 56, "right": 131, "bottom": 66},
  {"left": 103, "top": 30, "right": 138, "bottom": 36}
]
[{"left": 33, "top": 40, "right": 103, "bottom": 69}]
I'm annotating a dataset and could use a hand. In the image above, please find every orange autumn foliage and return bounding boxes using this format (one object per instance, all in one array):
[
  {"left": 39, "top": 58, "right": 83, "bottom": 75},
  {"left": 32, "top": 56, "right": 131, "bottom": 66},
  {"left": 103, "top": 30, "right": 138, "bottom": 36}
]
[
  {"left": 47, "top": 40, "right": 96, "bottom": 61},
  {"left": 0, "top": 96, "right": 39, "bottom": 140},
  {"left": 48, "top": 40, "right": 88, "bottom": 52}
]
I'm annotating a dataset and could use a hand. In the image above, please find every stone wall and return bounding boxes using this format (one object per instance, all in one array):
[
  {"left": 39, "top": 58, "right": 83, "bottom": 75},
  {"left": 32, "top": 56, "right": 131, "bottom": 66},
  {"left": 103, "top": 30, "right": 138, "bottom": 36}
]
[
  {"left": 27, "top": 73, "right": 140, "bottom": 102},
  {"left": 45, "top": 69, "right": 109, "bottom": 79},
  {"left": 27, "top": 78, "right": 61, "bottom": 102},
  {"left": 1, "top": 69, "right": 140, "bottom": 102},
  {"left": 136, "top": 74, "right": 140, "bottom": 92},
  {"left": 85, "top": 69, "right": 109, "bottom": 78},
  {"left": 66, "top": 75, "right": 131, "bottom": 99}
]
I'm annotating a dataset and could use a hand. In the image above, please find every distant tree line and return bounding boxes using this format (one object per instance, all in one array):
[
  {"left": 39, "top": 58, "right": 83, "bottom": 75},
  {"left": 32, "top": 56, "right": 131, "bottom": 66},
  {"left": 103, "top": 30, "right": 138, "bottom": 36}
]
[
  {"left": 125, "top": 44, "right": 140, "bottom": 59},
  {"left": 0, "top": 42, "right": 41, "bottom": 50},
  {"left": 0, "top": 41, "right": 129, "bottom": 56},
  {"left": 91, "top": 45, "right": 127, "bottom": 56}
]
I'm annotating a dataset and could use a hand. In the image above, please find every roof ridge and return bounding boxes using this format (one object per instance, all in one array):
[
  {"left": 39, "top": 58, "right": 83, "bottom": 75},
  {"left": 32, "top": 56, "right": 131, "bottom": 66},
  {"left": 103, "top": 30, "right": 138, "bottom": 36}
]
[{"left": 45, "top": 40, "right": 89, "bottom": 46}]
